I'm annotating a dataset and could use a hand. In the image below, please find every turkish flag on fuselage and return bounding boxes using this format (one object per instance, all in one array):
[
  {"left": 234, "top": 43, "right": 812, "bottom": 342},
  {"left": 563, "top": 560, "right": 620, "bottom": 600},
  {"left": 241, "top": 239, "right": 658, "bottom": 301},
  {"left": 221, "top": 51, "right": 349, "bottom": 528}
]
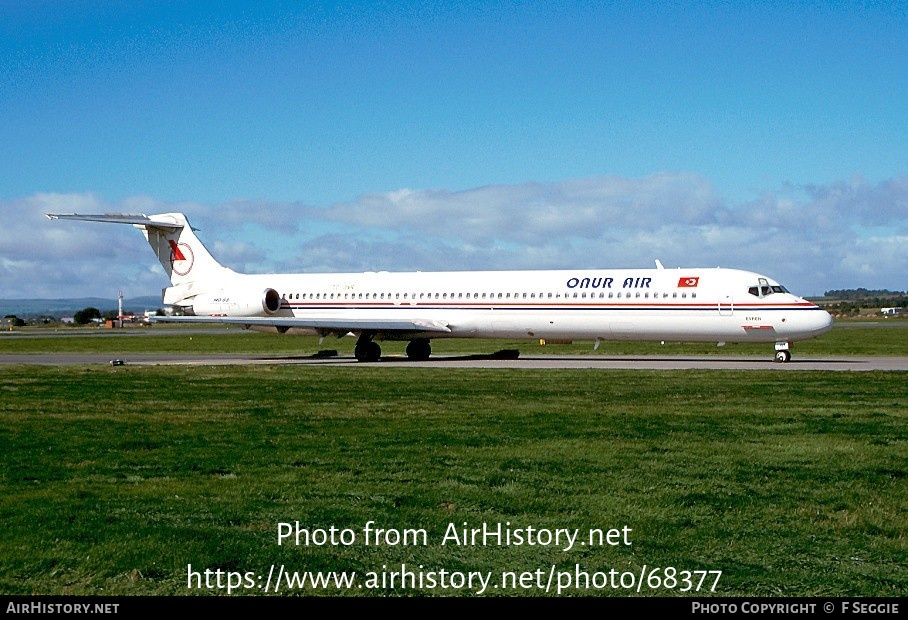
[{"left": 677, "top": 277, "right": 699, "bottom": 288}]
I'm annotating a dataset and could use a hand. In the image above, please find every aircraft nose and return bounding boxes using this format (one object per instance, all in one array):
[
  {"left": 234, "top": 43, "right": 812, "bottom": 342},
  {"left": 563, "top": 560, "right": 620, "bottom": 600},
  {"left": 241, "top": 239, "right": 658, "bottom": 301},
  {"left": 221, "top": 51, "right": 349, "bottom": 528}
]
[
  {"left": 820, "top": 309, "right": 834, "bottom": 332},
  {"left": 807, "top": 308, "right": 834, "bottom": 337},
  {"left": 784, "top": 304, "right": 833, "bottom": 340}
]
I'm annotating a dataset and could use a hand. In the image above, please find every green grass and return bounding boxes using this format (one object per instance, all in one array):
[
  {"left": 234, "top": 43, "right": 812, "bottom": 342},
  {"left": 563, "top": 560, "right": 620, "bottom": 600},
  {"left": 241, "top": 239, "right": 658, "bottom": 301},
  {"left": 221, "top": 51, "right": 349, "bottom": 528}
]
[
  {"left": 1, "top": 365, "right": 905, "bottom": 596},
  {"left": 1, "top": 320, "right": 906, "bottom": 357}
]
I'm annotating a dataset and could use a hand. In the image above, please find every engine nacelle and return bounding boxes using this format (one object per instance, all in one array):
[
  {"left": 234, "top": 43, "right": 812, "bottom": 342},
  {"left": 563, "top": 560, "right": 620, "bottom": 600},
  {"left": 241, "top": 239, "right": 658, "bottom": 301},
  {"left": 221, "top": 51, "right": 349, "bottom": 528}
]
[{"left": 184, "top": 288, "right": 282, "bottom": 317}]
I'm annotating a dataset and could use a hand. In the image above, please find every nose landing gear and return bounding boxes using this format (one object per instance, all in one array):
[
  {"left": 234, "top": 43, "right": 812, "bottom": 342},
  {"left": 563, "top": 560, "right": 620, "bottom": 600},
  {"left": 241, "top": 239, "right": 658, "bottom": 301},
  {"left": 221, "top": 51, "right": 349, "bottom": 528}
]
[{"left": 774, "top": 342, "right": 791, "bottom": 363}]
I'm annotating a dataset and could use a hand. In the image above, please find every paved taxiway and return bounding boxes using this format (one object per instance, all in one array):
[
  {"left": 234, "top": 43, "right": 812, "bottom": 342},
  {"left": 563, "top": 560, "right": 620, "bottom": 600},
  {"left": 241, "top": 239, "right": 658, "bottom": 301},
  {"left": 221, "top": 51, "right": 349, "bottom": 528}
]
[{"left": 0, "top": 353, "right": 906, "bottom": 370}]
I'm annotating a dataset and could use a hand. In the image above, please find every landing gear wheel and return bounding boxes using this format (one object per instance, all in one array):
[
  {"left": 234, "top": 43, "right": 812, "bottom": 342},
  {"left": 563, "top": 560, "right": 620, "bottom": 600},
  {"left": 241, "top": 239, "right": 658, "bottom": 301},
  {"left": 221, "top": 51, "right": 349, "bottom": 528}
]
[
  {"left": 355, "top": 341, "right": 382, "bottom": 362},
  {"left": 774, "top": 350, "right": 791, "bottom": 363},
  {"left": 406, "top": 339, "right": 432, "bottom": 361}
]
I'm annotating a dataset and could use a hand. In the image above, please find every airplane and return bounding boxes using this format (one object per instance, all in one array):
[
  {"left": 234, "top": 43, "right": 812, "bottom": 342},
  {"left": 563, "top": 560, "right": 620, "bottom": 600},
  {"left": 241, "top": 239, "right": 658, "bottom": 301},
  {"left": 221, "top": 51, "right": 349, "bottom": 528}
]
[{"left": 46, "top": 212, "right": 833, "bottom": 363}]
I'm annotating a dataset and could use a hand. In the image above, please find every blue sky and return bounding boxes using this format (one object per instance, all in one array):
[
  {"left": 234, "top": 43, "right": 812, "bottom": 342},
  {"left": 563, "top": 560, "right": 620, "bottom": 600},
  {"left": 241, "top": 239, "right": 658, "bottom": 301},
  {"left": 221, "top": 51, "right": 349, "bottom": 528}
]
[{"left": 1, "top": 1, "right": 906, "bottom": 300}]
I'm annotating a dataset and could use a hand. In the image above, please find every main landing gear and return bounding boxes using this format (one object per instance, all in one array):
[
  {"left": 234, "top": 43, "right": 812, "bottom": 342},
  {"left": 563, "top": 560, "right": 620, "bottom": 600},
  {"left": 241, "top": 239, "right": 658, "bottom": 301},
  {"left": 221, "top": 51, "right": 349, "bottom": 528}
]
[
  {"left": 774, "top": 341, "right": 792, "bottom": 363},
  {"left": 354, "top": 334, "right": 433, "bottom": 362},
  {"left": 354, "top": 332, "right": 382, "bottom": 362},
  {"left": 406, "top": 338, "right": 432, "bottom": 361}
]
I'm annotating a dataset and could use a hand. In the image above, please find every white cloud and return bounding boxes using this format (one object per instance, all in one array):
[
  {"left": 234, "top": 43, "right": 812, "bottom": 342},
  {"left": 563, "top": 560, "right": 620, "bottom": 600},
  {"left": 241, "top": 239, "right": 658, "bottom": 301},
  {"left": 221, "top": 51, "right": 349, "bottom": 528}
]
[
  {"left": 206, "top": 200, "right": 311, "bottom": 234},
  {"left": 2, "top": 173, "right": 906, "bottom": 300},
  {"left": 313, "top": 172, "right": 725, "bottom": 245},
  {"left": 839, "top": 235, "right": 908, "bottom": 280},
  {"left": 210, "top": 240, "right": 268, "bottom": 272}
]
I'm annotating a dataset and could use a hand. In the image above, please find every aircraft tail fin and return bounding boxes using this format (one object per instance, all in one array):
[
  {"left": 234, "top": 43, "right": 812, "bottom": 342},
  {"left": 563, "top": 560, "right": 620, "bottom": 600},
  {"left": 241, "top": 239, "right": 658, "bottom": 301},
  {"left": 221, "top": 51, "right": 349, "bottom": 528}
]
[{"left": 45, "top": 212, "right": 234, "bottom": 286}]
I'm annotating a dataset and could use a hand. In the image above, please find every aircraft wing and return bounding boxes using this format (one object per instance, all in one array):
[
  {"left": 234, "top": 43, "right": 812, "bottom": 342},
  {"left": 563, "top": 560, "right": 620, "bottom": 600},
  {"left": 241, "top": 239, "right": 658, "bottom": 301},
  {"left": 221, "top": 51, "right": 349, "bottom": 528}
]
[{"left": 150, "top": 315, "right": 452, "bottom": 334}]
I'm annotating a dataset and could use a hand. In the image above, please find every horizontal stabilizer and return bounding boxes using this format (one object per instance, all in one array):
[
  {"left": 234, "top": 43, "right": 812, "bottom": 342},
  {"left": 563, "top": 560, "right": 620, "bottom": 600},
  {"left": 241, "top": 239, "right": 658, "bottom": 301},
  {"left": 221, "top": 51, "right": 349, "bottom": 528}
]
[{"left": 46, "top": 213, "right": 184, "bottom": 230}]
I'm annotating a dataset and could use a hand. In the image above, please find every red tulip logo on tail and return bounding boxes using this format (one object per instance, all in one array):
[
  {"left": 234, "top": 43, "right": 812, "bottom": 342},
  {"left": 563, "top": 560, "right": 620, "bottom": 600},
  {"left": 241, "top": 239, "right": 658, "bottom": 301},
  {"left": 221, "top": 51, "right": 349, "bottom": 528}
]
[
  {"left": 678, "top": 277, "right": 699, "bottom": 288},
  {"left": 168, "top": 240, "right": 194, "bottom": 275}
]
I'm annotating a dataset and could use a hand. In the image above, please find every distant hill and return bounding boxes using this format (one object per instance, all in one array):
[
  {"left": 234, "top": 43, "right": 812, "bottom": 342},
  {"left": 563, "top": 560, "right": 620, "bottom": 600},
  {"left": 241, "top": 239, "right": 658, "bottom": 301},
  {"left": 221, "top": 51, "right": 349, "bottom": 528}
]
[{"left": 0, "top": 296, "right": 164, "bottom": 318}]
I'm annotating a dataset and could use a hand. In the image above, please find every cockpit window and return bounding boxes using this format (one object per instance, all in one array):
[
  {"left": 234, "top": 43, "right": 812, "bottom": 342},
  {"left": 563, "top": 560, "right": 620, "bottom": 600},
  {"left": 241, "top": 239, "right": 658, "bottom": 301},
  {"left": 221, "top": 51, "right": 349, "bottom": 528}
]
[{"left": 748, "top": 278, "right": 790, "bottom": 297}]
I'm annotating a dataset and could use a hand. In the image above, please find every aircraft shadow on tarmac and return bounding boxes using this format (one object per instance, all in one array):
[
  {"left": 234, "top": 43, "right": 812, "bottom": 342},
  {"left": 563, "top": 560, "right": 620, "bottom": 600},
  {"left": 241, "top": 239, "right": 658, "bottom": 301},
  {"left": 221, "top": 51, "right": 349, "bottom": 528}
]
[{"left": 253, "top": 350, "right": 857, "bottom": 365}]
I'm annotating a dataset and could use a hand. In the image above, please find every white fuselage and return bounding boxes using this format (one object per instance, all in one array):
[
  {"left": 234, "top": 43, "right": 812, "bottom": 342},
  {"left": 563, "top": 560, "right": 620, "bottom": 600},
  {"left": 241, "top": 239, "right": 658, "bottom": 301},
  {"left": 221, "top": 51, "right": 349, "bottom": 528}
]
[{"left": 200, "top": 266, "right": 833, "bottom": 344}]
